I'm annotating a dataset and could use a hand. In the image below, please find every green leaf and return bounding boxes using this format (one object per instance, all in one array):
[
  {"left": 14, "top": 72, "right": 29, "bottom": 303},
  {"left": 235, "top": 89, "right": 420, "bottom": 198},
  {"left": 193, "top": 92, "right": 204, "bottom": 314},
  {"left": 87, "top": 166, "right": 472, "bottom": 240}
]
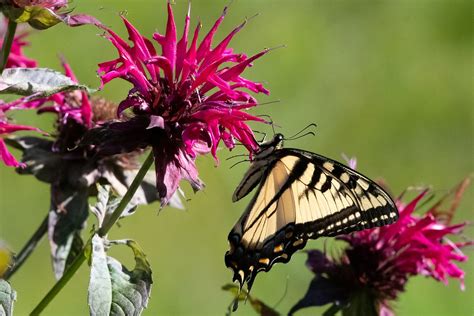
[
  {"left": 0, "top": 280, "right": 16, "bottom": 316},
  {"left": 88, "top": 235, "right": 153, "bottom": 316},
  {"left": 0, "top": 68, "right": 95, "bottom": 98},
  {"left": 222, "top": 284, "right": 280, "bottom": 316},
  {"left": 91, "top": 185, "right": 138, "bottom": 229},
  {"left": 88, "top": 234, "right": 112, "bottom": 315}
]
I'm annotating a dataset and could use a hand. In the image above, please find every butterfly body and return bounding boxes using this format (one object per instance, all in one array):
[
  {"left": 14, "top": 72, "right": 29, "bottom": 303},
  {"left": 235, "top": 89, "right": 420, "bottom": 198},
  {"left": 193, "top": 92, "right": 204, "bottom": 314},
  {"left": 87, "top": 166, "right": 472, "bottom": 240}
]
[{"left": 226, "top": 134, "right": 398, "bottom": 290}]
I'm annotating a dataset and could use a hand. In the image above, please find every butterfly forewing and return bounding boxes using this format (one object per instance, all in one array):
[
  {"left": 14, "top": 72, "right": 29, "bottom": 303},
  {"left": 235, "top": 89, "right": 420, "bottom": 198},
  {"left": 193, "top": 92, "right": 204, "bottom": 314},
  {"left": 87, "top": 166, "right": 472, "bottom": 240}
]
[{"left": 225, "top": 149, "right": 398, "bottom": 290}]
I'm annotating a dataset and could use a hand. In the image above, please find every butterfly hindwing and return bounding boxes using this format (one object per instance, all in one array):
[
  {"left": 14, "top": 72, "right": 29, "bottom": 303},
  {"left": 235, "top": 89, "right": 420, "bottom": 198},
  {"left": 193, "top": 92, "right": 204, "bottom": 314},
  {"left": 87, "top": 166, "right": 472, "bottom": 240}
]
[{"left": 225, "top": 149, "right": 398, "bottom": 289}]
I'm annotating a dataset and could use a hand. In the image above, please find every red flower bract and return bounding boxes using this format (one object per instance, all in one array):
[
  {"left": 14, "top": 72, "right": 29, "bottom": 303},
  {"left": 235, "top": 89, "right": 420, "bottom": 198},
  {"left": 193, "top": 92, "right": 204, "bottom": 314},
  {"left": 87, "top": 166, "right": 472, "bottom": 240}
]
[
  {"left": 94, "top": 3, "right": 270, "bottom": 205},
  {"left": 0, "top": 111, "right": 38, "bottom": 167}
]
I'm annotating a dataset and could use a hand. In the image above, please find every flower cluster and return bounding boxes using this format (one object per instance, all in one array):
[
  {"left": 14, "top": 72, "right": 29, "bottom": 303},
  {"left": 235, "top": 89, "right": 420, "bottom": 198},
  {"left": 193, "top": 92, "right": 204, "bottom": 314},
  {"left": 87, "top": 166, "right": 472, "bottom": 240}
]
[
  {"left": 290, "top": 179, "right": 472, "bottom": 316},
  {"left": 87, "top": 3, "right": 270, "bottom": 205}
]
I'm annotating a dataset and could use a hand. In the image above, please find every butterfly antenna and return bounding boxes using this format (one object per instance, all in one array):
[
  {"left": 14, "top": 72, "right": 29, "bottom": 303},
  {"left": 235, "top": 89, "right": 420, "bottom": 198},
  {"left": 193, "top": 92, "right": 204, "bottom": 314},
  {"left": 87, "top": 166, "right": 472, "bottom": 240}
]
[
  {"left": 230, "top": 159, "right": 250, "bottom": 169},
  {"left": 252, "top": 130, "right": 267, "bottom": 143},
  {"left": 226, "top": 153, "right": 249, "bottom": 161},
  {"left": 285, "top": 131, "right": 315, "bottom": 141},
  {"left": 257, "top": 99, "right": 281, "bottom": 107},
  {"left": 256, "top": 114, "right": 279, "bottom": 135},
  {"left": 286, "top": 123, "right": 317, "bottom": 140}
]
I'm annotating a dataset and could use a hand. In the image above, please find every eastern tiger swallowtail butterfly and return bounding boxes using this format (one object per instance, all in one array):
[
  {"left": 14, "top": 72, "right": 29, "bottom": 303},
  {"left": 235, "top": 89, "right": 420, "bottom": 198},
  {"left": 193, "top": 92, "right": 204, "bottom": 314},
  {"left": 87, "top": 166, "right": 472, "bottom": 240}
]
[{"left": 225, "top": 133, "right": 399, "bottom": 291}]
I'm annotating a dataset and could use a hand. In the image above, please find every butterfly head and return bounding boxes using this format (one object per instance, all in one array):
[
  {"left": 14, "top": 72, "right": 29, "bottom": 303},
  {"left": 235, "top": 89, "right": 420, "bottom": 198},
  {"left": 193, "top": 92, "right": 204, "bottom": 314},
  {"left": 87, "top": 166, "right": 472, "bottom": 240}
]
[
  {"left": 255, "top": 133, "right": 284, "bottom": 159},
  {"left": 257, "top": 133, "right": 285, "bottom": 155}
]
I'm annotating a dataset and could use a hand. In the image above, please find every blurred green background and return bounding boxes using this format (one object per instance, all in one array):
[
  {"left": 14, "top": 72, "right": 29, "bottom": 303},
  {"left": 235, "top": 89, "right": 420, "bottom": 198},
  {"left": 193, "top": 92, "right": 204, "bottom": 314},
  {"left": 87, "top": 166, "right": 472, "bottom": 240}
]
[{"left": 0, "top": 0, "right": 472, "bottom": 315}]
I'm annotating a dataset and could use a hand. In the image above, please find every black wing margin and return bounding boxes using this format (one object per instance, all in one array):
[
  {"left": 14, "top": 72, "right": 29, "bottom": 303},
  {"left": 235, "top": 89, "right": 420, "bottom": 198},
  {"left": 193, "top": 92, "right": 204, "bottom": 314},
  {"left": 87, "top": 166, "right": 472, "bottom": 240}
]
[{"left": 225, "top": 149, "right": 398, "bottom": 290}]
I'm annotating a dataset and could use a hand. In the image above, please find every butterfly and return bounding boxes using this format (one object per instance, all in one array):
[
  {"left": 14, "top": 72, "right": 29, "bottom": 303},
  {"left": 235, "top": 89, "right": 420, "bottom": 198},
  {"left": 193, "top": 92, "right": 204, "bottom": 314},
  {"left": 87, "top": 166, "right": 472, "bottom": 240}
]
[{"left": 225, "top": 133, "right": 399, "bottom": 291}]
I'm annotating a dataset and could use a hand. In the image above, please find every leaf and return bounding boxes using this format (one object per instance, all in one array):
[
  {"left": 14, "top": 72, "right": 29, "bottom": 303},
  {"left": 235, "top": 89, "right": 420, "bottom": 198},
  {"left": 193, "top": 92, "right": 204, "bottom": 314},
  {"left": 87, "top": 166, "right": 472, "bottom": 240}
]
[
  {"left": 4, "top": 136, "right": 59, "bottom": 183},
  {"left": 88, "top": 234, "right": 112, "bottom": 315},
  {"left": 64, "top": 232, "right": 84, "bottom": 272},
  {"left": 108, "top": 240, "right": 152, "bottom": 315},
  {"left": 222, "top": 284, "right": 280, "bottom": 316},
  {"left": 88, "top": 235, "right": 153, "bottom": 316},
  {"left": 0, "top": 280, "right": 16, "bottom": 316},
  {"left": 48, "top": 185, "right": 89, "bottom": 279},
  {"left": 0, "top": 68, "right": 95, "bottom": 98},
  {"left": 90, "top": 185, "right": 138, "bottom": 228}
]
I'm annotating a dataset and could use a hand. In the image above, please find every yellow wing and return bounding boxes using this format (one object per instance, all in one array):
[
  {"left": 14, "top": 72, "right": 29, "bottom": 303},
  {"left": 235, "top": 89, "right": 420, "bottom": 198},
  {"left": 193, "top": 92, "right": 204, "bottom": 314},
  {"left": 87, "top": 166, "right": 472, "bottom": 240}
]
[{"left": 226, "top": 150, "right": 398, "bottom": 290}]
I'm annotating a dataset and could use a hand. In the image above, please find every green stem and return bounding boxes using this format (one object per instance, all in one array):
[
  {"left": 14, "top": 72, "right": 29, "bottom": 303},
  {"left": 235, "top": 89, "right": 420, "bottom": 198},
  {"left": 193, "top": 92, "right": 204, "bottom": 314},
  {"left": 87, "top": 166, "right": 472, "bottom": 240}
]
[
  {"left": 98, "top": 152, "right": 154, "bottom": 236},
  {"left": 4, "top": 215, "right": 48, "bottom": 280},
  {"left": 30, "top": 151, "right": 154, "bottom": 316},
  {"left": 0, "top": 19, "right": 17, "bottom": 72}
]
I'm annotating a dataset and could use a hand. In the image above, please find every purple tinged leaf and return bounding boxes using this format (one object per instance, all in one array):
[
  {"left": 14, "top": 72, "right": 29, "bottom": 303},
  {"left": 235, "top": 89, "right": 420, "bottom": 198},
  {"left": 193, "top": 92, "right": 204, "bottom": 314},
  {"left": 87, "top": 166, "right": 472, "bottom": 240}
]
[{"left": 48, "top": 185, "right": 89, "bottom": 279}]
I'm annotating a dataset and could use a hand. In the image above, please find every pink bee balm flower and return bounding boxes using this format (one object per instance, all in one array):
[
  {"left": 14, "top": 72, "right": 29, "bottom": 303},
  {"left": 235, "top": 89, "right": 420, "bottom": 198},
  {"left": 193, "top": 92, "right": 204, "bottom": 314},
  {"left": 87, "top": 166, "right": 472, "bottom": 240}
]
[
  {"left": 0, "top": 111, "right": 38, "bottom": 167},
  {"left": 90, "top": 3, "right": 270, "bottom": 205},
  {"left": 290, "top": 179, "right": 472, "bottom": 316},
  {"left": 4, "top": 60, "right": 178, "bottom": 278}
]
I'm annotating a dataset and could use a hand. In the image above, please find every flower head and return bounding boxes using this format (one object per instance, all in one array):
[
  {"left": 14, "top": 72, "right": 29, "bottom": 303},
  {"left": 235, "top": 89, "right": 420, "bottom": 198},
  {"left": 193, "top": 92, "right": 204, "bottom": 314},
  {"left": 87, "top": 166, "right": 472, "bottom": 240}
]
[
  {"left": 4, "top": 60, "right": 178, "bottom": 278},
  {"left": 90, "top": 3, "right": 270, "bottom": 205},
  {"left": 290, "top": 179, "right": 472, "bottom": 316}
]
